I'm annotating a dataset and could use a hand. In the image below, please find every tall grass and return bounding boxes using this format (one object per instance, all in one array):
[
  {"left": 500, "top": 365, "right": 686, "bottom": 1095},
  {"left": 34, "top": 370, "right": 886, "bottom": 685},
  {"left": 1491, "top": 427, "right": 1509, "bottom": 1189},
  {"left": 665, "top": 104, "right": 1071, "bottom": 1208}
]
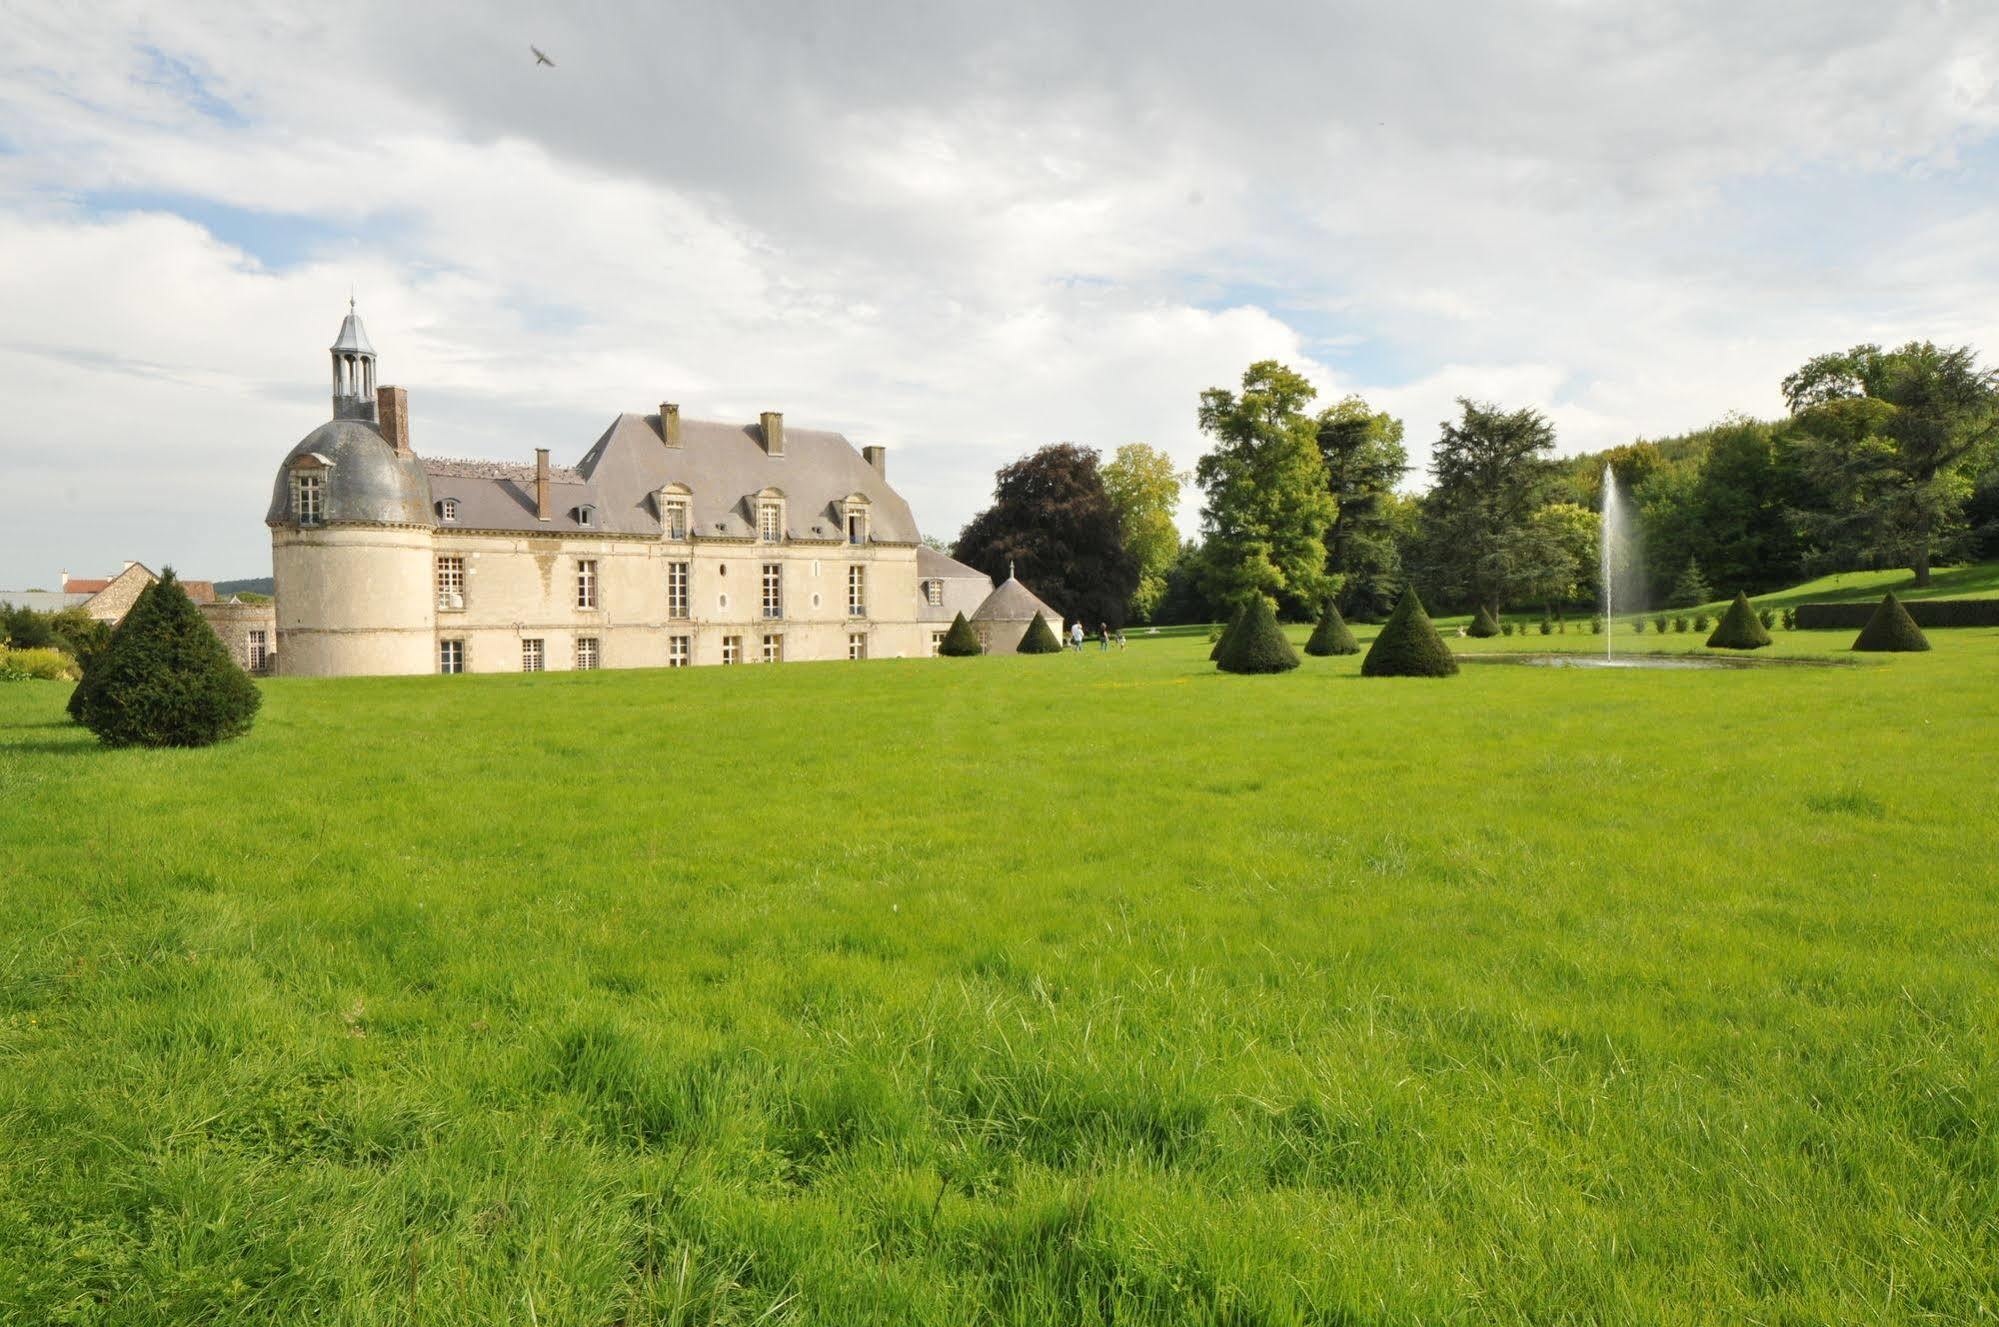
[{"left": 2, "top": 627, "right": 1996, "bottom": 1322}]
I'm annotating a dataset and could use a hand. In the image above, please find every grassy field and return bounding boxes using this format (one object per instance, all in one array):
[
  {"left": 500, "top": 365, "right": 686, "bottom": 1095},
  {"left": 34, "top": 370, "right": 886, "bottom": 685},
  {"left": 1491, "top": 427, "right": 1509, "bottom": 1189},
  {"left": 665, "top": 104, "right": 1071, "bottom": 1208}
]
[{"left": 3, "top": 622, "right": 1996, "bottom": 1324}]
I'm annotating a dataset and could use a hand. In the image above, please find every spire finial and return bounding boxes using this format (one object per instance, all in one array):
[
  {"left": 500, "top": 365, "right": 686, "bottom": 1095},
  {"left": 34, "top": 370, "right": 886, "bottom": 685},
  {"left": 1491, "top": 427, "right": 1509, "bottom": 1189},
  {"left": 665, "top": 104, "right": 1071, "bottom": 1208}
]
[{"left": 1009, "top": 559, "right": 1015, "bottom": 580}]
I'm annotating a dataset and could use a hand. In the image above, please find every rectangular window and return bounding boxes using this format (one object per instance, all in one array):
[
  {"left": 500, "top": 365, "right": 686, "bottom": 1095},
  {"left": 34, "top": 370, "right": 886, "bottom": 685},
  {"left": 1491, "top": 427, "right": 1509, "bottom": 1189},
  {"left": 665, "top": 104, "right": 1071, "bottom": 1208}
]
[
  {"left": 925, "top": 579, "right": 943, "bottom": 606},
  {"left": 761, "top": 633, "right": 783, "bottom": 664},
  {"left": 521, "top": 639, "right": 544, "bottom": 672},
  {"left": 722, "top": 635, "right": 742, "bottom": 665},
  {"left": 846, "top": 510, "right": 865, "bottom": 545},
  {"left": 930, "top": 631, "right": 946, "bottom": 657},
  {"left": 663, "top": 498, "right": 689, "bottom": 541},
  {"left": 758, "top": 502, "right": 782, "bottom": 543},
  {"left": 439, "top": 639, "right": 464, "bottom": 674},
  {"left": 436, "top": 555, "right": 465, "bottom": 610},
  {"left": 847, "top": 564, "right": 866, "bottom": 617},
  {"left": 576, "top": 559, "right": 598, "bottom": 609},
  {"left": 761, "top": 563, "right": 782, "bottom": 619},
  {"left": 247, "top": 630, "right": 269, "bottom": 672},
  {"left": 295, "top": 473, "right": 323, "bottom": 525},
  {"left": 668, "top": 635, "right": 690, "bottom": 668},
  {"left": 576, "top": 637, "right": 599, "bottom": 670},
  {"left": 848, "top": 632, "right": 867, "bottom": 661},
  {"left": 667, "top": 561, "right": 690, "bottom": 619}
]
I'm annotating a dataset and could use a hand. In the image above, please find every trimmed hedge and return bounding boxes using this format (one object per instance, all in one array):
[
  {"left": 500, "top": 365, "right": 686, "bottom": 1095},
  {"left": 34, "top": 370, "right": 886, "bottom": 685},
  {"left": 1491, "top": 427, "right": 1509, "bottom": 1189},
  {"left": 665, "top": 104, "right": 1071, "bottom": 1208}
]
[
  {"left": 1209, "top": 605, "right": 1246, "bottom": 661},
  {"left": 1215, "top": 597, "right": 1299, "bottom": 674},
  {"left": 1706, "top": 592, "right": 1771, "bottom": 650},
  {"left": 74, "top": 573, "right": 260, "bottom": 748},
  {"left": 1852, "top": 593, "right": 1931, "bottom": 652},
  {"left": 1466, "top": 604, "right": 1501, "bottom": 638},
  {"left": 1016, "top": 612, "right": 1063, "bottom": 654},
  {"left": 1361, "top": 589, "right": 1458, "bottom": 678},
  {"left": 1795, "top": 598, "right": 1999, "bottom": 629},
  {"left": 938, "top": 612, "right": 982, "bottom": 657},
  {"left": 1303, "top": 599, "right": 1359, "bottom": 656}
]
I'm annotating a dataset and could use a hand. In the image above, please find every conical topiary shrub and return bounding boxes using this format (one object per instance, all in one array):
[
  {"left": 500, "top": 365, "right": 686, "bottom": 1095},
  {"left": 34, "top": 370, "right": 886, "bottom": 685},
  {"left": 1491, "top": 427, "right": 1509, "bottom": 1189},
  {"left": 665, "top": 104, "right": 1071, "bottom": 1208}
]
[
  {"left": 1304, "top": 598, "right": 1359, "bottom": 656},
  {"left": 1361, "top": 588, "right": 1458, "bottom": 678},
  {"left": 1017, "top": 611, "right": 1062, "bottom": 654},
  {"left": 938, "top": 611, "right": 982, "bottom": 657},
  {"left": 75, "top": 572, "right": 261, "bottom": 748},
  {"left": 1467, "top": 604, "right": 1501, "bottom": 638},
  {"left": 1208, "top": 604, "right": 1246, "bottom": 661},
  {"left": 1852, "top": 592, "right": 1931, "bottom": 652},
  {"left": 1215, "top": 596, "right": 1299, "bottom": 674},
  {"left": 1706, "top": 591, "right": 1772, "bottom": 650}
]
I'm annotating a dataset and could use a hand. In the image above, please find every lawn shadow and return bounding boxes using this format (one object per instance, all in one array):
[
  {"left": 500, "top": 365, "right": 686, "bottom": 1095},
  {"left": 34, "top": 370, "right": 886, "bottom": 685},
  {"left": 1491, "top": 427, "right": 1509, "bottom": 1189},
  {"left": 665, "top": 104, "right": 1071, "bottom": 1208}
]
[{"left": 0, "top": 738, "right": 101, "bottom": 757}]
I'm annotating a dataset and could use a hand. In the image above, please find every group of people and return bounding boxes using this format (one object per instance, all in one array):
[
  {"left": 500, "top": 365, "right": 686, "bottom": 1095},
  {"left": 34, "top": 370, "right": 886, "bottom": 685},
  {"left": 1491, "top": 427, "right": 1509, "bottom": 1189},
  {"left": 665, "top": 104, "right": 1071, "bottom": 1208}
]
[{"left": 1067, "top": 621, "right": 1127, "bottom": 652}]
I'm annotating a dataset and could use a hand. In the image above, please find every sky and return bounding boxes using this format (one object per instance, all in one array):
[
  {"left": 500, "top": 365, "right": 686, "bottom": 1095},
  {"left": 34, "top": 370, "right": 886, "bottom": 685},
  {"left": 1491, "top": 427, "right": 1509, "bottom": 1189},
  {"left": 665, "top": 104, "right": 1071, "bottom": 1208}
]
[{"left": 3, "top": 2, "right": 1999, "bottom": 588}]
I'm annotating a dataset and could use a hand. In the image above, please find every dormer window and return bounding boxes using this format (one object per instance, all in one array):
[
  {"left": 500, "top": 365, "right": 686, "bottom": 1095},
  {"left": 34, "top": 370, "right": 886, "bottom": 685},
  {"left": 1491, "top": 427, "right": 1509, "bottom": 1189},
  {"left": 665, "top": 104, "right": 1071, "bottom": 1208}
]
[
  {"left": 575, "top": 504, "right": 596, "bottom": 528},
  {"left": 924, "top": 579, "right": 943, "bottom": 607},
  {"left": 842, "top": 497, "right": 871, "bottom": 546},
  {"left": 756, "top": 492, "right": 785, "bottom": 543},
  {"left": 659, "top": 487, "right": 691, "bottom": 540},
  {"left": 293, "top": 472, "right": 324, "bottom": 526},
  {"left": 437, "top": 498, "right": 458, "bottom": 523}
]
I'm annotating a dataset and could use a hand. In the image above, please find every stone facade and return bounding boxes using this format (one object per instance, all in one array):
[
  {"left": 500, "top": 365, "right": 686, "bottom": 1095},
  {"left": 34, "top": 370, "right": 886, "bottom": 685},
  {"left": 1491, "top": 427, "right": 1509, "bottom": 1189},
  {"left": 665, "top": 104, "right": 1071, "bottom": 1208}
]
[
  {"left": 266, "top": 308, "right": 1057, "bottom": 677},
  {"left": 198, "top": 599, "right": 278, "bottom": 674}
]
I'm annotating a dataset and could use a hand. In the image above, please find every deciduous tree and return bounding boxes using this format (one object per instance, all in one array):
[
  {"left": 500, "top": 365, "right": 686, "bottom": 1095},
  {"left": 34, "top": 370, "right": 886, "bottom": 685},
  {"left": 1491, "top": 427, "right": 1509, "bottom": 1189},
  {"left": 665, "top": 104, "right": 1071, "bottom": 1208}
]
[
  {"left": 956, "top": 444, "right": 1140, "bottom": 630},
  {"left": 1100, "top": 443, "right": 1186, "bottom": 623},
  {"left": 1783, "top": 341, "right": 1999, "bottom": 585},
  {"left": 1316, "top": 396, "right": 1409, "bottom": 620},
  {"left": 1195, "top": 361, "right": 1337, "bottom": 617}
]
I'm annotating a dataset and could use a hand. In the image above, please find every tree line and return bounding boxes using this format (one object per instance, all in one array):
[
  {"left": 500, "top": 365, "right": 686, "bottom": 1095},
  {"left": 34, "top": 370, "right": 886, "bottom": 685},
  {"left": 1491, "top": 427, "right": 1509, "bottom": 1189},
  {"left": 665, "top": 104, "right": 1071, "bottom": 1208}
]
[{"left": 950, "top": 340, "right": 1999, "bottom": 625}]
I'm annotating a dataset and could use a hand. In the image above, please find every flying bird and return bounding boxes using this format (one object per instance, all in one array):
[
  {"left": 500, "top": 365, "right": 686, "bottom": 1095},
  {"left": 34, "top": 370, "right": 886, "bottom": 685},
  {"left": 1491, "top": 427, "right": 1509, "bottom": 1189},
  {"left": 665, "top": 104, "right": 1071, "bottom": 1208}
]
[{"left": 531, "top": 45, "right": 555, "bottom": 68}]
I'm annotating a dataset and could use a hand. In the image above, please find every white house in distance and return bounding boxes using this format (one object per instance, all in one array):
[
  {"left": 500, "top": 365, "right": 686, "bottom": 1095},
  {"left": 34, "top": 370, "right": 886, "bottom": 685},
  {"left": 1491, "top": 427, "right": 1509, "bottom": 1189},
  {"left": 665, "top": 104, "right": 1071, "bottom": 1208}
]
[{"left": 266, "top": 306, "right": 1060, "bottom": 675}]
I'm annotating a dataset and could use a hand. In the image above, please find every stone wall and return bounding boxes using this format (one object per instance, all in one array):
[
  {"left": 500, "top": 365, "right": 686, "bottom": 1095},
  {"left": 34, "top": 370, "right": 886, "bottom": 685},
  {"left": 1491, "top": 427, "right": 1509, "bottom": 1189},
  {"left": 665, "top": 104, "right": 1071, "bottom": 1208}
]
[{"left": 199, "top": 599, "right": 278, "bottom": 673}]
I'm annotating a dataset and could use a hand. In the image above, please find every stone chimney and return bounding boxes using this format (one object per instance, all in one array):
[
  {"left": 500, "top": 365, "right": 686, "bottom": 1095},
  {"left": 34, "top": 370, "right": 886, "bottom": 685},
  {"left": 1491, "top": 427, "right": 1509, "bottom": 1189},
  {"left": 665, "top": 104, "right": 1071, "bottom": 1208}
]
[
  {"left": 377, "top": 385, "right": 412, "bottom": 457},
  {"left": 759, "top": 410, "right": 785, "bottom": 457},
  {"left": 658, "top": 403, "right": 681, "bottom": 448},
  {"left": 535, "top": 449, "right": 552, "bottom": 521},
  {"left": 862, "top": 445, "right": 886, "bottom": 477}
]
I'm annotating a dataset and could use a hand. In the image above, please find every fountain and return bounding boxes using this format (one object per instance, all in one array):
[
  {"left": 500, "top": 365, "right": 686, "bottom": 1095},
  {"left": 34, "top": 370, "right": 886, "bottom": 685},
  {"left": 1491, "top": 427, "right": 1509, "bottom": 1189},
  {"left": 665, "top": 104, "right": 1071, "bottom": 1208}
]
[{"left": 1601, "top": 463, "right": 1621, "bottom": 659}]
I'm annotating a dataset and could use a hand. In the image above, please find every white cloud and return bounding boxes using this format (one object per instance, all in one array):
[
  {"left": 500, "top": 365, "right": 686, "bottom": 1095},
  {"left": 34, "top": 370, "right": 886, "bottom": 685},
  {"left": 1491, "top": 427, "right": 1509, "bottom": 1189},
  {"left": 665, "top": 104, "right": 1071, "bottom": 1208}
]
[{"left": 3, "top": 1, "right": 1999, "bottom": 582}]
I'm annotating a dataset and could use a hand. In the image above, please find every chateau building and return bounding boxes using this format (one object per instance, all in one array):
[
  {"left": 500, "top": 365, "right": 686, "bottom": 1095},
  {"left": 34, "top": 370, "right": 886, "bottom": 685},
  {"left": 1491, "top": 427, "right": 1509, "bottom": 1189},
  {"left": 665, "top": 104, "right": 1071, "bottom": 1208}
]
[{"left": 267, "top": 306, "right": 1054, "bottom": 675}]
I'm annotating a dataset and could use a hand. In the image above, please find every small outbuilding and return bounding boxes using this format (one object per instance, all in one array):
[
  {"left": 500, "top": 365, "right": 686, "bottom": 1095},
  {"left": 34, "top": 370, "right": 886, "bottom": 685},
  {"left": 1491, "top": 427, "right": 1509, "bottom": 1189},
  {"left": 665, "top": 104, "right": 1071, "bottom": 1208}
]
[{"left": 970, "top": 569, "right": 1063, "bottom": 655}]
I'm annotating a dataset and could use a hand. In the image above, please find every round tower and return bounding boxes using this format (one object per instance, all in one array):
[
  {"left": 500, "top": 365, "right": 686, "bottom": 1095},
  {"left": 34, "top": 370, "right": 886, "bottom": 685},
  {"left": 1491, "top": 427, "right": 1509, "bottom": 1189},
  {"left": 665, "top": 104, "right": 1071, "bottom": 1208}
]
[{"left": 267, "top": 304, "right": 437, "bottom": 676}]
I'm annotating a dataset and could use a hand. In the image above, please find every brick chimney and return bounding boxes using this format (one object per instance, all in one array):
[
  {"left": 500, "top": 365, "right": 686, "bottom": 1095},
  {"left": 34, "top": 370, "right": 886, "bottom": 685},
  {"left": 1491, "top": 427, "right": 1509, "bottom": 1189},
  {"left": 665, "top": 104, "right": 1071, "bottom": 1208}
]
[
  {"left": 377, "top": 386, "right": 412, "bottom": 457},
  {"left": 535, "top": 449, "right": 552, "bottom": 521},
  {"left": 658, "top": 403, "right": 681, "bottom": 448},
  {"left": 759, "top": 410, "right": 784, "bottom": 457},
  {"left": 862, "top": 445, "right": 886, "bottom": 477}
]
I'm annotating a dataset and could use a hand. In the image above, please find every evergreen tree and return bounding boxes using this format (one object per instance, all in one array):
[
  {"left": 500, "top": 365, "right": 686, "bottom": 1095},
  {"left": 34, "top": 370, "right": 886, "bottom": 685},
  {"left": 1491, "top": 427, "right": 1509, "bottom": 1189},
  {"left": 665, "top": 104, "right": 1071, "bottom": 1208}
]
[
  {"left": 1851, "top": 592, "right": 1931, "bottom": 652},
  {"left": 1303, "top": 598, "right": 1359, "bottom": 656},
  {"left": 1209, "top": 603, "right": 1246, "bottom": 661},
  {"left": 1361, "top": 588, "right": 1459, "bottom": 678},
  {"left": 1215, "top": 596, "right": 1300, "bottom": 674},
  {"left": 938, "top": 612, "right": 982, "bottom": 657},
  {"left": 1705, "top": 591, "right": 1772, "bottom": 650},
  {"left": 1017, "top": 612, "right": 1062, "bottom": 654},
  {"left": 1467, "top": 604, "right": 1501, "bottom": 638},
  {"left": 1415, "top": 399, "right": 1563, "bottom": 616},
  {"left": 74, "top": 572, "right": 260, "bottom": 748},
  {"left": 1667, "top": 559, "right": 1713, "bottom": 608}
]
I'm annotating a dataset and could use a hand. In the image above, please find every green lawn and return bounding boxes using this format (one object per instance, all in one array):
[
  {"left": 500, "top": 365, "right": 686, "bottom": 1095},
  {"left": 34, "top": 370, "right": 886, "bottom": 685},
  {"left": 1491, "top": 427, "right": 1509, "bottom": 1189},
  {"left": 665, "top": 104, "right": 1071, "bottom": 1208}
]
[{"left": 3, "top": 626, "right": 1996, "bottom": 1324}]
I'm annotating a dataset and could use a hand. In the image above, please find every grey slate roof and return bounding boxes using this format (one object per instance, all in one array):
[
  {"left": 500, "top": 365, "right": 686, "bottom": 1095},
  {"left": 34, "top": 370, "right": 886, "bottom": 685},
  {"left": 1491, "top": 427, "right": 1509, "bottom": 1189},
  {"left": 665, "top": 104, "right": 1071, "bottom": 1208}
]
[
  {"left": 271, "top": 405, "right": 921, "bottom": 542},
  {"left": 917, "top": 545, "right": 991, "bottom": 582},
  {"left": 972, "top": 576, "right": 1061, "bottom": 624},
  {"left": 265, "top": 419, "right": 433, "bottom": 527}
]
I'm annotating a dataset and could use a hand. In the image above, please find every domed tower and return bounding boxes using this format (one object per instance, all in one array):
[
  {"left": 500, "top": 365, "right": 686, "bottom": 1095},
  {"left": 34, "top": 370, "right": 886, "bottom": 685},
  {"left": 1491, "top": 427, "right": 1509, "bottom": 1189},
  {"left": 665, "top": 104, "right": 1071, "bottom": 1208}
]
[{"left": 266, "top": 303, "right": 438, "bottom": 676}]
